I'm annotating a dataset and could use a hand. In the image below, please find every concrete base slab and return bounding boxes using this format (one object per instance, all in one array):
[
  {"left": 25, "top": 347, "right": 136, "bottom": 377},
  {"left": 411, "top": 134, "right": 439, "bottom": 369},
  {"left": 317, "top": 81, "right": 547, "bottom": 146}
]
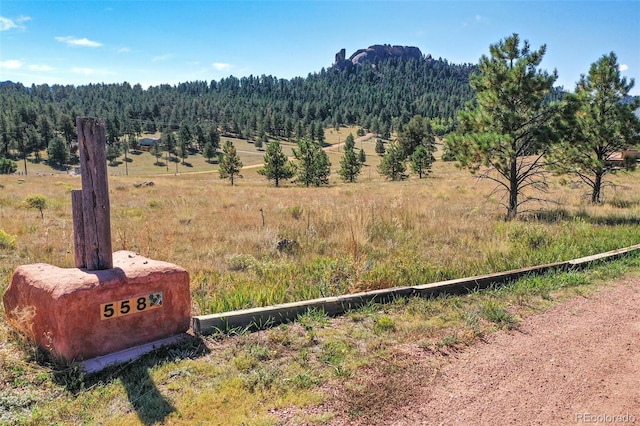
[{"left": 79, "top": 333, "right": 190, "bottom": 374}]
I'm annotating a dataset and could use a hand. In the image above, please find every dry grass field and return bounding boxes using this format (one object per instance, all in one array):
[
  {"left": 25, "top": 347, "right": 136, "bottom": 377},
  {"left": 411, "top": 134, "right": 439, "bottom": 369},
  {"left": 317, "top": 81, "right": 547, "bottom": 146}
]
[
  {"left": 2, "top": 136, "right": 639, "bottom": 312},
  {"left": 2, "top": 131, "right": 640, "bottom": 424}
]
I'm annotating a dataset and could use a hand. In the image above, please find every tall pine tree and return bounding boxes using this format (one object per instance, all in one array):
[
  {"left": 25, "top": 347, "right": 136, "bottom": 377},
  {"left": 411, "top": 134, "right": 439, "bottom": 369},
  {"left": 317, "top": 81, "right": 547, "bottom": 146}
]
[
  {"left": 339, "top": 145, "right": 362, "bottom": 183},
  {"left": 293, "top": 138, "right": 331, "bottom": 187},
  {"left": 446, "top": 33, "right": 560, "bottom": 219},
  {"left": 410, "top": 145, "right": 434, "bottom": 178},
  {"left": 550, "top": 52, "right": 640, "bottom": 203},
  {"left": 398, "top": 115, "right": 435, "bottom": 158},
  {"left": 219, "top": 140, "right": 243, "bottom": 185},
  {"left": 378, "top": 141, "right": 407, "bottom": 181},
  {"left": 258, "top": 140, "right": 295, "bottom": 187}
]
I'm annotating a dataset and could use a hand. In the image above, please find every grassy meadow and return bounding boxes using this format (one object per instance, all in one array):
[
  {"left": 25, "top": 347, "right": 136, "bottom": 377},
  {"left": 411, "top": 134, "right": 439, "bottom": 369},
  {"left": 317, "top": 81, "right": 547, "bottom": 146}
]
[{"left": 2, "top": 129, "right": 640, "bottom": 424}]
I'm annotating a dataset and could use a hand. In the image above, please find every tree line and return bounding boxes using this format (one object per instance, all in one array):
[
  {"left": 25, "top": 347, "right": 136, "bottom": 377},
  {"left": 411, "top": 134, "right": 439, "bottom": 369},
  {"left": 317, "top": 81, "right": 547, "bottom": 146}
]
[
  {"left": 0, "top": 56, "right": 476, "bottom": 171},
  {"left": 218, "top": 114, "right": 439, "bottom": 187}
]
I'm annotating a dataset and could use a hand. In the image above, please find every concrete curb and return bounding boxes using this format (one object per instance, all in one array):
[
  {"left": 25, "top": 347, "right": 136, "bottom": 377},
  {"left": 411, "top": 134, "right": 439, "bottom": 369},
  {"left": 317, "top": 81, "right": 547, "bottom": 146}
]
[
  {"left": 79, "top": 333, "right": 190, "bottom": 374},
  {"left": 192, "top": 244, "right": 640, "bottom": 335}
]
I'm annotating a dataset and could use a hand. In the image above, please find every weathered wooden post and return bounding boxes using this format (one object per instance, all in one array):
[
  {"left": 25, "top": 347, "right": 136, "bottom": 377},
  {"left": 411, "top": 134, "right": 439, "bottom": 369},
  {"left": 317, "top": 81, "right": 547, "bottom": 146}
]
[
  {"left": 3, "top": 118, "right": 192, "bottom": 369},
  {"left": 71, "top": 190, "right": 86, "bottom": 268},
  {"left": 75, "top": 117, "right": 113, "bottom": 270}
]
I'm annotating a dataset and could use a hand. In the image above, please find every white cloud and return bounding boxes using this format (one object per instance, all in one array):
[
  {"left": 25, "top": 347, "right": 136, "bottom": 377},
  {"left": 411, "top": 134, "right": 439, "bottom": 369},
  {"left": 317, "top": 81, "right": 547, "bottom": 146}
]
[
  {"left": 118, "top": 47, "right": 132, "bottom": 53},
  {"left": 619, "top": 64, "right": 629, "bottom": 72},
  {"left": 0, "top": 59, "right": 23, "bottom": 69},
  {"left": 55, "top": 36, "right": 102, "bottom": 48},
  {"left": 29, "top": 64, "right": 54, "bottom": 72},
  {"left": 463, "top": 14, "right": 488, "bottom": 27},
  {"left": 0, "top": 17, "right": 17, "bottom": 31},
  {"left": 474, "top": 14, "right": 490, "bottom": 24},
  {"left": 212, "top": 62, "right": 232, "bottom": 71},
  {"left": 0, "top": 15, "right": 30, "bottom": 31},
  {"left": 70, "top": 67, "right": 113, "bottom": 78},
  {"left": 72, "top": 67, "right": 97, "bottom": 76}
]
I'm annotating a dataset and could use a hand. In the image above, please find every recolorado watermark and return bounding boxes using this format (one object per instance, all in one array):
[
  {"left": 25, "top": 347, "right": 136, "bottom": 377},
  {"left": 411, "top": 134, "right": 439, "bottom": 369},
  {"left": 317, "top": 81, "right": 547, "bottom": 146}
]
[{"left": 576, "top": 413, "right": 637, "bottom": 424}]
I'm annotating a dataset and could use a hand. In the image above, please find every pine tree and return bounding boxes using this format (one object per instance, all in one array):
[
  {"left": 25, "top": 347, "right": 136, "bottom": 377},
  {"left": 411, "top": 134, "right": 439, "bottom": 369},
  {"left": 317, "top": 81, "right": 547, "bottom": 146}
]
[
  {"left": 445, "top": 33, "right": 560, "bottom": 219},
  {"left": 550, "top": 52, "right": 640, "bottom": 203},
  {"left": 106, "top": 143, "right": 121, "bottom": 166},
  {"left": 151, "top": 141, "right": 163, "bottom": 165},
  {"left": 179, "top": 121, "right": 192, "bottom": 150},
  {"left": 207, "top": 125, "right": 220, "bottom": 151},
  {"left": 315, "top": 123, "right": 325, "bottom": 144},
  {"left": 129, "top": 133, "right": 140, "bottom": 152},
  {"left": 410, "top": 145, "right": 434, "bottom": 178},
  {"left": 339, "top": 145, "right": 362, "bottom": 183},
  {"left": 312, "top": 149, "right": 331, "bottom": 186},
  {"left": 47, "top": 136, "right": 68, "bottom": 167},
  {"left": 163, "top": 132, "right": 176, "bottom": 161},
  {"left": 398, "top": 115, "right": 435, "bottom": 158},
  {"left": 219, "top": 140, "right": 243, "bottom": 185},
  {"left": 378, "top": 141, "right": 407, "bottom": 181},
  {"left": 358, "top": 148, "right": 366, "bottom": 164},
  {"left": 293, "top": 138, "right": 331, "bottom": 187},
  {"left": 203, "top": 141, "right": 216, "bottom": 163},
  {"left": 194, "top": 124, "right": 206, "bottom": 151},
  {"left": 258, "top": 140, "right": 295, "bottom": 187},
  {"left": 177, "top": 138, "right": 189, "bottom": 165},
  {"left": 59, "top": 113, "right": 76, "bottom": 144},
  {"left": 375, "top": 138, "right": 386, "bottom": 156},
  {"left": 344, "top": 133, "right": 355, "bottom": 150},
  {"left": 0, "top": 157, "right": 17, "bottom": 174}
]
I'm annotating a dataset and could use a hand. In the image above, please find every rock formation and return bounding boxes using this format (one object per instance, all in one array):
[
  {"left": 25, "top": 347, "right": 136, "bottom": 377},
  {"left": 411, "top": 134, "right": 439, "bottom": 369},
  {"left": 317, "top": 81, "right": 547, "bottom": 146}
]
[{"left": 333, "top": 44, "right": 425, "bottom": 71}]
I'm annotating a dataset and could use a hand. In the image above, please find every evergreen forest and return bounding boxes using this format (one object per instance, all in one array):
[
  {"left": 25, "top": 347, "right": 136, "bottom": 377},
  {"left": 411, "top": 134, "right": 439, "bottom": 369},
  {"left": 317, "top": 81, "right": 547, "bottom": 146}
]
[{"left": 0, "top": 56, "right": 476, "bottom": 162}]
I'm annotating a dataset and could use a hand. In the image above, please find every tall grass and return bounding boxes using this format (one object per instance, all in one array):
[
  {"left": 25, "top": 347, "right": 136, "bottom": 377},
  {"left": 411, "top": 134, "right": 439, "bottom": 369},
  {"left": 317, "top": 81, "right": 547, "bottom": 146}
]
[{"left": 2, "top": 154, "right": 640, "bottom": 316}]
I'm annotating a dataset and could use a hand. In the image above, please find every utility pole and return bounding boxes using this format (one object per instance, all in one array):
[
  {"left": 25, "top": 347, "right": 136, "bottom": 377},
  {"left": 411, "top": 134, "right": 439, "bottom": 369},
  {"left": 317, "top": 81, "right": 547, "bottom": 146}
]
[
  {"left": 18, "top": 125, "right": 27, "bottom": 175},
  {"left": 124, "top": 141, "right": 129, "bottom": 176}
]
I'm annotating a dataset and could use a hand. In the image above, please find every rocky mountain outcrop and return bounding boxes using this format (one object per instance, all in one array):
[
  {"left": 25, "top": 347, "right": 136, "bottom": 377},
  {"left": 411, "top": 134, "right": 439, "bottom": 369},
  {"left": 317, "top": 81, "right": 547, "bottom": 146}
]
[{"left": 333, "top": 44, "right": 428, "bottom": 71}]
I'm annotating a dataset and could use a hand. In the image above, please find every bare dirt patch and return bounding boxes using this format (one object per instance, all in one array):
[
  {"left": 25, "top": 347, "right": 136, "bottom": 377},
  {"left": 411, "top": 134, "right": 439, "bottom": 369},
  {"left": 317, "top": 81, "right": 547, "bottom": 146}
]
[{"left": 305, "top": 279, "right": 640, "bottom": 425}]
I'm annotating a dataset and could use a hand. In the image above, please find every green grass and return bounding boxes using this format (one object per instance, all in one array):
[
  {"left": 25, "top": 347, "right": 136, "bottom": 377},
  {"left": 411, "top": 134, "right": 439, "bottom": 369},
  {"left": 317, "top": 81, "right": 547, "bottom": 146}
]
[
  {"left": 479, "top": 300, "right": 519, "bottom": 329},
  {"left": 1, "top": 254, "right": 639, "bottom": 424}
]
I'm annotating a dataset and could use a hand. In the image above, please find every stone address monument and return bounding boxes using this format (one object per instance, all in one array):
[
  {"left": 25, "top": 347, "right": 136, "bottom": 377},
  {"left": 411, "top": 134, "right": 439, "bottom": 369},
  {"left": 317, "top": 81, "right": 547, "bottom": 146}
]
[{"left": 3, "top": 118, "right": 191, "bottom": 362}]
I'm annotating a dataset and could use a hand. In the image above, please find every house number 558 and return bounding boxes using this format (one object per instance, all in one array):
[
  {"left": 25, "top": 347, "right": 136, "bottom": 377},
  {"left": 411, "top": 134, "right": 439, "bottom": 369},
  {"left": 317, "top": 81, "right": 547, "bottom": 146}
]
[{"left": 100, "top": 292, "right": 163, "bottom": 320}]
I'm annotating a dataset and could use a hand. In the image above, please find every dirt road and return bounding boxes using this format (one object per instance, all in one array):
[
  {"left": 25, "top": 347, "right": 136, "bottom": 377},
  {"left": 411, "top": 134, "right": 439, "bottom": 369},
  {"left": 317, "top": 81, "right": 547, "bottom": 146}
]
[{"left": 320, "top": 279, "right": 640, "bottom": 425}]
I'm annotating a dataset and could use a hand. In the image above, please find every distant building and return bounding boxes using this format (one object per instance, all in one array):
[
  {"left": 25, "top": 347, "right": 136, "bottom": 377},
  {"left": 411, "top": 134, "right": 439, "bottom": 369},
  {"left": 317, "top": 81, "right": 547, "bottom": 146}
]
[
  {"left": 606, "top": 147, "right": 639, "bottom": 165},
  {"left": 139, "top": 138, "right": 160, "bottom": 151}
]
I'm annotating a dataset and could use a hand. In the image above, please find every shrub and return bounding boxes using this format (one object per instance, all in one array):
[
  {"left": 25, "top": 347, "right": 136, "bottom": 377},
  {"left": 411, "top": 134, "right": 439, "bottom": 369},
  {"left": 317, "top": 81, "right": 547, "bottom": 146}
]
[
  {"left": 0, "top": 157, "right": 17, "bottom": 174},
  {"left": 0, "top": 229, "right": 17, "bottom": 249},
  {"left": 287, "top": 205, "right": 304, "bottom": 220},
  {"left": 25, "top": 195, "right": 47, "bottom": 219},
  {"left": 374, "top": 315, "right": 396, "bottom": 333},
  {"left": 227, "top": 254, "right": 258, "bottom": 272}
]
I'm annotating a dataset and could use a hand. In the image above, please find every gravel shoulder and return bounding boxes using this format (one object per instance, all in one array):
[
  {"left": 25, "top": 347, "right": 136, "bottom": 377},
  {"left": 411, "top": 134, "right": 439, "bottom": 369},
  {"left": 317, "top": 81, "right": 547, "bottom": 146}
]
[{"left": 320, "top": 278, "right": 640, "bottom": 425}]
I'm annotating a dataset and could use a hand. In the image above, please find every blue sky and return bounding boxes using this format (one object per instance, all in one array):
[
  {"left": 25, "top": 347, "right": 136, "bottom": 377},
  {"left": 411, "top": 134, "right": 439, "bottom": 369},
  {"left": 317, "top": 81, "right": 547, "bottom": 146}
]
[{"left": 1, "top": 1, "right": 638, "bottom": 94}]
